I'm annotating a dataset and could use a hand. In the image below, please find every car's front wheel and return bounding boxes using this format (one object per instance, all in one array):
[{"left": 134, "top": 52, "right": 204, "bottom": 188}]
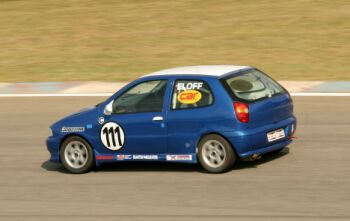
[
  {"left": 60, "top": 136, "right": 94, "bottom": 174},
  {"left": 197, "top": 134, "right": 236, "bottom": 173}
]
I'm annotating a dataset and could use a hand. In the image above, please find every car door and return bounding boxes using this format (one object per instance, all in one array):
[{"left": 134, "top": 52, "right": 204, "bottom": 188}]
[
  {"left": 166, "top": 78, "right": 216, "bottom": 155},
  {"left": 100, "top": 79, "right": 169, "bottom": 155}
]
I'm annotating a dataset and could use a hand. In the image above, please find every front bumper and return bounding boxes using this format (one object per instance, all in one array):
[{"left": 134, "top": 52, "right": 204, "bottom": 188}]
[{"left": 46, "top": 136, "right": 61, "bottom": 162}]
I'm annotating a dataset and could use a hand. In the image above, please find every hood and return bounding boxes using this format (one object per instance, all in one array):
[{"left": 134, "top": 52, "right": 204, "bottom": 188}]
[
  {"left": 50, "top": 105, "right": 100, "bottom": 131},
  {"left": 69, "top": 105, "right": 97, "bottom": 117}
]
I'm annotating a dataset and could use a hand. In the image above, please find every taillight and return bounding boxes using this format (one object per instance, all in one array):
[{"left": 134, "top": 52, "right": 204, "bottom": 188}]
[{"left": 234, "top": 102, "right": 249, "bottom": 123}]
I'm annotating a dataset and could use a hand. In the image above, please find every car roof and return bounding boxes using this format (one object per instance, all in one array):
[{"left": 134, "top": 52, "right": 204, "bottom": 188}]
[{"left": 141, "top": 65, "right": 250, "bottom": 78}]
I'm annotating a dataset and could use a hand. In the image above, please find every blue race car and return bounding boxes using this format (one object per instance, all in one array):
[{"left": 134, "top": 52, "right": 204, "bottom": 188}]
[{"left": 47, "top": 65, "right": 297, "bottom": 173}]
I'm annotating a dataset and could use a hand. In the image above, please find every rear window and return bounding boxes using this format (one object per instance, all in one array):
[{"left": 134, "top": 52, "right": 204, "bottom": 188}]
[{"left": 223, "top": 69, "right": 286, "bottom": 102}]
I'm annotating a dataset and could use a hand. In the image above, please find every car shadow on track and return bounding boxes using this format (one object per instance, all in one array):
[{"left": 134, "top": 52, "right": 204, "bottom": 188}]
[
  {"left": 41, "top": 147, "right": 290, "bottom": 173},
  {"left": 41, "top": 161, "right": 71, "bottom": 174},
  {"left": 234, "top": 147, "right": 290, "bottom": 170}
]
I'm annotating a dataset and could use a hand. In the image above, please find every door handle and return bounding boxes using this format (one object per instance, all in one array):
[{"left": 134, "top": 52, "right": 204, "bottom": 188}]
[{"left": 152, "top": 116, "right": 163, "bottom": 122}]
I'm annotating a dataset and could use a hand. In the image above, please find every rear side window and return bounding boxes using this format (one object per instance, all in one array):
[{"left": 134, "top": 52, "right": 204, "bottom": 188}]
[
  {"left": 223, "top": 69, "right": 286, "bottom": 102},
  {"left": 172, "top": 80, "right": 214, "bottom": 110}
]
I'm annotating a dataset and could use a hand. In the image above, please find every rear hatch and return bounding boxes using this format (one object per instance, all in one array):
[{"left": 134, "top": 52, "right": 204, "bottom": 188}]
[{"left": 221, "top": 68, "right": 294, "bottom": 128}]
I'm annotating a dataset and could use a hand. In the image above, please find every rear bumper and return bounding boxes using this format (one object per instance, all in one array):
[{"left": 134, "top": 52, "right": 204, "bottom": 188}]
[
  {"left": 239, "top": 139, "right": 292, "bottom": 158},
  {"left": 46, "top": 136, "right": 61, "bottom": 162},
  {"left": 222, "top": 116, "right": 296, "bottom": 158}
]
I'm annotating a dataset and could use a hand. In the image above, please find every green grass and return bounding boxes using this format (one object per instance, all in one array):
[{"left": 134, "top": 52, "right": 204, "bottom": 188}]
[{"left": 0, "top": 0, "right": 349, "bottom": 82}]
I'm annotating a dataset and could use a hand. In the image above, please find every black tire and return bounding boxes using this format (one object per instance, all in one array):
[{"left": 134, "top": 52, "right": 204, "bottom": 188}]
[
  {"left": 60, "top": 136, "right": 94, "bottom": 174},
  {"left": 197, "top": 134, "right": 236, "bottom": 173}
]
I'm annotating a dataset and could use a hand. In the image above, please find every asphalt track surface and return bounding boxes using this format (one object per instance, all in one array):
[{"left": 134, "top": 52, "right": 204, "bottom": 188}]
[{"left": 0, "top": 97, "right": 349, "bottom": 221}]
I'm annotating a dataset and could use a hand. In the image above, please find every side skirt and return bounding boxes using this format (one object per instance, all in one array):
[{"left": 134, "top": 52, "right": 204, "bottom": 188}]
[{"left": 94, "top": 151, "right": 197, "bottom": 166}]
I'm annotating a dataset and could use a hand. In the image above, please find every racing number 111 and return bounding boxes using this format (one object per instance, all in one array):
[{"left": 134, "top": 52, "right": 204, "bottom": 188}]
[{"left": 102, "top": 126, "right": 122, "bottom": 147}]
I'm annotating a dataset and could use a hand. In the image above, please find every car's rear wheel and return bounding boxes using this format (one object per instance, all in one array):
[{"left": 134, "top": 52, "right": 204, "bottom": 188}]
[
  {"left": 198, "top": 134, "right": 236, "bottom": 173},
  {"left": 60, "top": 136, "right": 94, "bottom": 174}
]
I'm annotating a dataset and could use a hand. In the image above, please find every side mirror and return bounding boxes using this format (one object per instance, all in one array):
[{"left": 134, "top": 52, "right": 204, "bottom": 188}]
[{"left": 104, "top": 101, "right": 113, "bottom": 115}]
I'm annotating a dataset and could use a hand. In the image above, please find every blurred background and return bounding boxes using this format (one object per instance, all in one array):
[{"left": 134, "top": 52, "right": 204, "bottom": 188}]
[{"left": 0, "top": 0, "right": 349, "bottom": 82}]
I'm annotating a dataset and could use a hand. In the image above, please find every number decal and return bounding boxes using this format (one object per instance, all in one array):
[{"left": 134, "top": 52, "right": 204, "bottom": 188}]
[{"left": 100, "top": 122, "right": 125, "bottom": 150}]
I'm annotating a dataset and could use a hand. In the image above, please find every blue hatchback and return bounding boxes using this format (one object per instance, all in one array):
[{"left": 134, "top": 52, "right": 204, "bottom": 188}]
[{"left": 47, "top": 65, "right": 297, "bottom": 173}]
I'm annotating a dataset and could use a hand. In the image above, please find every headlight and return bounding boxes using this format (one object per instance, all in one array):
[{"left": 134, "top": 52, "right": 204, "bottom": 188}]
[{"left": 48, "top": 128, "right": 53, "bottom": 137}]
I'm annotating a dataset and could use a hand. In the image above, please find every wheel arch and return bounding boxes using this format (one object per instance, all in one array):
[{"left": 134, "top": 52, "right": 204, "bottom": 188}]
[{"left": 196, "top": 132, "right": 238, "bottom": 156}]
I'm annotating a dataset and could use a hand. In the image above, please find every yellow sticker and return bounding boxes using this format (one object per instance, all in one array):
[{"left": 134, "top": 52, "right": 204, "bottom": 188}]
[{"left": 177, "top": 90, "right": 202, "bottom": 104}]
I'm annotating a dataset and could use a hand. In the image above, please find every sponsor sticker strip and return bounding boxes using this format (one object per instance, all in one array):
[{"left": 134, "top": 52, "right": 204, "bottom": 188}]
[
  {"left": 133, "top": 155, "right": 158, "bottom": 160},
  {"left": 96, "top": 155, "right": 114, "bottom": 160},
  {"left": 96, "top": 154, "right": 193, "bottom": 161},
  {"left": 96, "top": 155, "right": 159, "bottom": 161},
  {"left": 61, "top": 127, "right": 85, "bottom": 133},
  {"left": 166, "top": 155, "right": 192, "bottom": 161},
  {"left": 116, "top": 155, "right": 132, "bottom": 160}
]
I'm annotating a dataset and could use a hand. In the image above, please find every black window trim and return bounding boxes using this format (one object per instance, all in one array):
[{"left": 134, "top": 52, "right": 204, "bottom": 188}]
[
  {"left": 111, "top": 79, "right": 168, "bottom": 115},
  {"left": 170, "top": 78, "right": 215, "bottom": 111},
  {"left": 219, "top": 68, "right": 288, "bottom": 104}
]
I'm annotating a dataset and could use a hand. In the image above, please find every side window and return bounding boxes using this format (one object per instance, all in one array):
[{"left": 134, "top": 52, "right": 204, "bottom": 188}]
[
  {"left": 112, "top": 80, "right": 167, "bottom": 114},
  {"left": 172, "top": 80, "right": 214, "bottom": 110}
]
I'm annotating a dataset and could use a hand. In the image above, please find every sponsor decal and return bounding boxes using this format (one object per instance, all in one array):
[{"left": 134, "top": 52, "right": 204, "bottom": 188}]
[
  {"left": 100, "top": 122, "right": 125, "bottom": 151},
  {"left": 166, "top": 155, "right": 192, "bottom": 161},
  {"left": 61, "top": 127, "right": 85, "bottom": 133},
  {"left": 96, "top": 155, "right": 114, "bottom": 160},
  {"left": 176, "top": 82, "right": 203, "bottom": 91},
  {"left": 177, "top": 90, "right": 202, "bottom": 104},
  {"left": 86, "top": 124, "right": 93, "bottom": 129},
  {"left": 133, "top": 155, "right": 158, "bottom": 160},
  {"left": 116, "top": 154, "right": 132, "bottom": 160}
]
